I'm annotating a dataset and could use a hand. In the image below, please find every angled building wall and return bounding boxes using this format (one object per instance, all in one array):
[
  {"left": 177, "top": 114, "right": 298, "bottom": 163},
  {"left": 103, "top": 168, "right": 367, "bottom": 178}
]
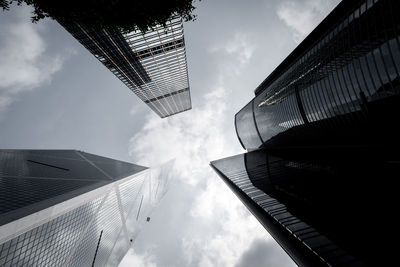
[
  {"left": 212, "top": 0, "right": 400, "bottom": 266},
  {"left": 65, "top": 17, "right": 191, "bottom": 118},
  {"left": 211, "top": 148, "right": 398, "bottom": 266},
  {"left": 0, "top": 150, "right": 168, "bottom": 266}
]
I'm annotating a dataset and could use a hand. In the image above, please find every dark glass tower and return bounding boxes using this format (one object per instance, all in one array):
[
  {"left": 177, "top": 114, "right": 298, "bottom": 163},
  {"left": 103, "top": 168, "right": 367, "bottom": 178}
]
[
  {"left": 211, "top": 147, "right": 398, "bottom": 266},
  {"left": 64, "top": 17, "right": 191, "bottom": 118},
  {"left": 211, "top": 0, "right": 400, "bottom": 266},
  {"left": 0, "top": 150, "right": 168, "bottom": 266},
  {"left": 235, "top": 0, "right": 400, "bottom": 151}
]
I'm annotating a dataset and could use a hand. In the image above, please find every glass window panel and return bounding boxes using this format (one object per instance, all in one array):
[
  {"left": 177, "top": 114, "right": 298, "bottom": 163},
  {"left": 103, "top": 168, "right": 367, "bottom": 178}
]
[
  {"left": 366, "top": 52, "right": 382, "bottom": 93},
  {"left": 348, "top": 62, "right": 362, "bottom": 96},
  {"left": 312, "top": 82, "right": 328, "bottom": 120},
  {"left": 301, "top": 86, "right": 318, "bottom": 122},
  {"left": 316, "top": 80, "right": 333, "bottom": 119},
  {"left": 342, "top": 65, "right": 358, "bottom": 102},
  {"left": 381, "top": 42, "right": 398, "bottom": 81},
  {"left": 373, "top": 48, "right": 390, "bottom": 85},
  {"left": 389, "top": 39, "right": 400, "bottom": 76},
  {"left": 337, "top": 69, "right": 352, "bottom": 108},
  {"left": 359, "top": 56, "right": 376, "bottom": 95},
  {"left": 284, "top": 94, "right": 298, "bottom": 127},
  {"left": 235, "top": 100, "right": 262, "bottom": 149},
  {"left": 331, "top": 71, "right": 348, "bottom": 113},
  {"left": 253, "top": 90, "right": 302, "bottom": 143}
]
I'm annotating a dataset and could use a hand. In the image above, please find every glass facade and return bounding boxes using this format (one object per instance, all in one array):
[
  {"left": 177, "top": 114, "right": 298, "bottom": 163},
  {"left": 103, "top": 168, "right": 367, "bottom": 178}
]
[
  {"left": 235, "top": 101, "right": 263, "bottom": 149},
  {"left": 211, "top": 147, "right": 398, "bottom": 266},
  {"left": 235, "top": 0, "right": 400, "bottom": 150},
  {"left": 64, "top": 17, "right": 191, "bottom": 118},
  {"left": 212, "top": 0, "right": 400, "bottom": 266},
  {"left": 0, "top": 150, "right": 169, "bottom": 267}
]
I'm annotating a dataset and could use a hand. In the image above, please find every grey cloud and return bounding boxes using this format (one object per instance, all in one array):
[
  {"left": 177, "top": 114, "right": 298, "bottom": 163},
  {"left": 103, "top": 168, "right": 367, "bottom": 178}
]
[
  {"left": 277, "top": 0, "right": 341, "bottom": 43},
  {"left": 0, "top": 4, "right": 72, "bottom": 113},
  {"left": 235, "top": 239, "right": 296, "bottom": 267}
]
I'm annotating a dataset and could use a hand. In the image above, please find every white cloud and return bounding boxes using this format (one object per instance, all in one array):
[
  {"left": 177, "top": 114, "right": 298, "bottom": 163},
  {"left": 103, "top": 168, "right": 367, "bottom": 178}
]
[
  {"left": 223, "top": 32, "right": 255, "bottom": 65},
  {"left": 185, "top": 178, "right": 271, "bottom": 267},
  {"left": 0, "top": 5, "right": 71, "bottom": 112},
  {"left": 126, "top": 30, "right": 284, "bottom": 267},
  {"left": 277, "top": 0, "right": 340, "bottom": 43},
  {"left": 119, "top": 250, "right": 157, "bottom": 267},
  {"left": 209, "top": 32, "right": 256, "bottom": 75},
  {"left": 128, "top": 86, "right": 248, "bottom": 266},
  {"left": 129, "top": 85, "right": 238, "bottom": 185},
  {"left": 235, "top": 238, "right": 296, "bottom": 267}
]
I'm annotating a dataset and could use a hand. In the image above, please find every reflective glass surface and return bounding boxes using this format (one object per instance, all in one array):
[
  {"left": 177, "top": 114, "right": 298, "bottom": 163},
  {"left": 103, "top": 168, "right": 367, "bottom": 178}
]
[
  {"left": 235, "top": 101, "right": 262, "bottom": 149},
  {"left": 65, "top": 17, "right": 191, "bottom": 118},
  {"left": 0, "top": 197, "right": 103, "bottom": 267},
  {"left": 0, "top": 150, "right": 167, "bottom": 267},
  {"left": 237, "top": 0, "right": 400, "bottom": 150},
  {"left": 253, "top": 89, "right": 303, "bottom": 143},
  {"left": 0, "top": 150, "right": 146, "bottom": 226},
  {"left": 211, "top": 147, "right": 398, "bottom": 266}
]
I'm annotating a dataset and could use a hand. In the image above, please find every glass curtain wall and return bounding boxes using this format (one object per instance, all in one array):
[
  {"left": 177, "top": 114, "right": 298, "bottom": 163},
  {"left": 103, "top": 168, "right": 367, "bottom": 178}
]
[{"left": 236, "top": 0, "right": 400, "bottom": 150}]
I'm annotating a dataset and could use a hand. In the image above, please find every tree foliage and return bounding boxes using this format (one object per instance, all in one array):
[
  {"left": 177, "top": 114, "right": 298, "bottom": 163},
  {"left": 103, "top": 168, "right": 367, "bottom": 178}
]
[{"left": 1, "top": 0, "right": 198, "bottom": 33}]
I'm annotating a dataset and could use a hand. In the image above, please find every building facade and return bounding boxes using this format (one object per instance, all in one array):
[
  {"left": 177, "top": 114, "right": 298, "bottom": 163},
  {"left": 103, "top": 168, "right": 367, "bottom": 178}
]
[
  {"left": 0, "top": 150, "right": 169, "bottom": 266},
  {"left": 211, "top": 147, "right": 398, "bottom": 266},
  {"left": 212, "top": 0, "right": 400, "bottom": 266},
  {"left": 235, "top": 0, "right": 400, "bottom": 150},
  {"left": 65, "top": 17, "right": 191, "bottom": 118}
]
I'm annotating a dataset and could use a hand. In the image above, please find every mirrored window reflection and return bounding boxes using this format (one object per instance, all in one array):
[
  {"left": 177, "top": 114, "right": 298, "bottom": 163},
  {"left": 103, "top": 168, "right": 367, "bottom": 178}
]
[
  {"left": 313, "top": 81, "right": 330, "bottom": 120},
  {"left": 389, "top": 39, "right": 400, "bottom": 77},
  {"left": 380, "top": 43, "right": 397, "bottom": 82},
  {"left": 366, "top": 53, "right": 382, "bottom": 94},
  {"left": 0, "top": 197, "right": 103, "bottom": 267},
  {"left": 254, "top": 90, "right": 303, "bottom": 143},
  {"left": 306, "top": 84, "right": 323, "bottom": 121},
  {"left": 373, "top": 49, "right": 390, "bottom": 87},
  {"left": 235, "top": 101, "right": 262, "bottom": 149},
  {"left": 212, "top": 151, "right": 363, "bottom": 266},
  {"left": 238, "top": 0, "right": 400, "bottom": 150}
]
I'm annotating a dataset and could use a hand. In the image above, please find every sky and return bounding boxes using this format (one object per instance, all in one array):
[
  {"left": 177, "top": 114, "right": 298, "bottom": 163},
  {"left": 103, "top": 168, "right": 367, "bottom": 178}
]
[{"left": 0, "top": 0, "right": 340, "bottom": 266}]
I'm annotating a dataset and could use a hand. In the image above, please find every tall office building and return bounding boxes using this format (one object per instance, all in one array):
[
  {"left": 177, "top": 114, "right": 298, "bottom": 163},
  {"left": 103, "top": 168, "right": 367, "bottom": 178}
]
[
  {"left": 235, "top": 0, "right": 400, "bottom": 151},
  {"left": 0, "top": 150, "right": 170, "bottom": 266},
  {"left": 212, "top": 0, "right": 400, "bottom": 266},
  {"left": 211, "top": 147, "right": 398, "bottom": 266},
  {"left": 64, "top": 17, "right": 191, "bottom": 118}
]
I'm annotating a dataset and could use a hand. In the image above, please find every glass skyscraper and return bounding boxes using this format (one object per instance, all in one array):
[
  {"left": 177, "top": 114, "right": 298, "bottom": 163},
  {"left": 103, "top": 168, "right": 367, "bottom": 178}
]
[
  {"left": 64, "top": 17, "right": 191, "bottom": 118},
  {"left": 235, "top": 0, "right": 400, "bottom": 150},
  {"left": 0, "top": 150, "right": 170, "bottom": 266},
  {"left": 212, "top": 0, "right": 400, "bottom": 266}
]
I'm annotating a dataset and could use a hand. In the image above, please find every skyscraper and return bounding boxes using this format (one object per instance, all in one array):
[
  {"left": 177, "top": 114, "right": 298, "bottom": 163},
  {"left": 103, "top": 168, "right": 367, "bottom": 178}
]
[
  {"left": 235, "top": 0, "right": 400, "bottom": 151},
  {"left": 211, "top": 147, "right": 398, "bottom": 266},
  {"left": 64, "top": 17, "right": 191, "bottom": 118},
  {"left": 0, "top": 150, "right": 170, "bottom": 266},
  {"left": 211, "top": 0, "right": 400, "bottom": 266}
]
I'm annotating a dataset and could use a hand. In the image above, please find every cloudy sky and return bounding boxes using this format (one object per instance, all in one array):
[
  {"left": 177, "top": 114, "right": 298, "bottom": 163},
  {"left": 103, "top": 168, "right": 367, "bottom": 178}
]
[{"left": 0, "top": 0, "right": 340, "bottom": 266}]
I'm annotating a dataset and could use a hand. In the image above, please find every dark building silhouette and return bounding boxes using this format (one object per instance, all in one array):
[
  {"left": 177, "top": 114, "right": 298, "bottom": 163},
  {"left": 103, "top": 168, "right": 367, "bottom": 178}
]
[
  {"left": 64, "top": 17, "right": 191, "bottom": 118},
  {"left": 0, "top": 150, "right": 170, "bottom": 266},
  {"left": 212, "top": 0, "right": 400, "bottom": 266},
  {"left": 212, "top": 147, "right": 398, "bottom": 266}
]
